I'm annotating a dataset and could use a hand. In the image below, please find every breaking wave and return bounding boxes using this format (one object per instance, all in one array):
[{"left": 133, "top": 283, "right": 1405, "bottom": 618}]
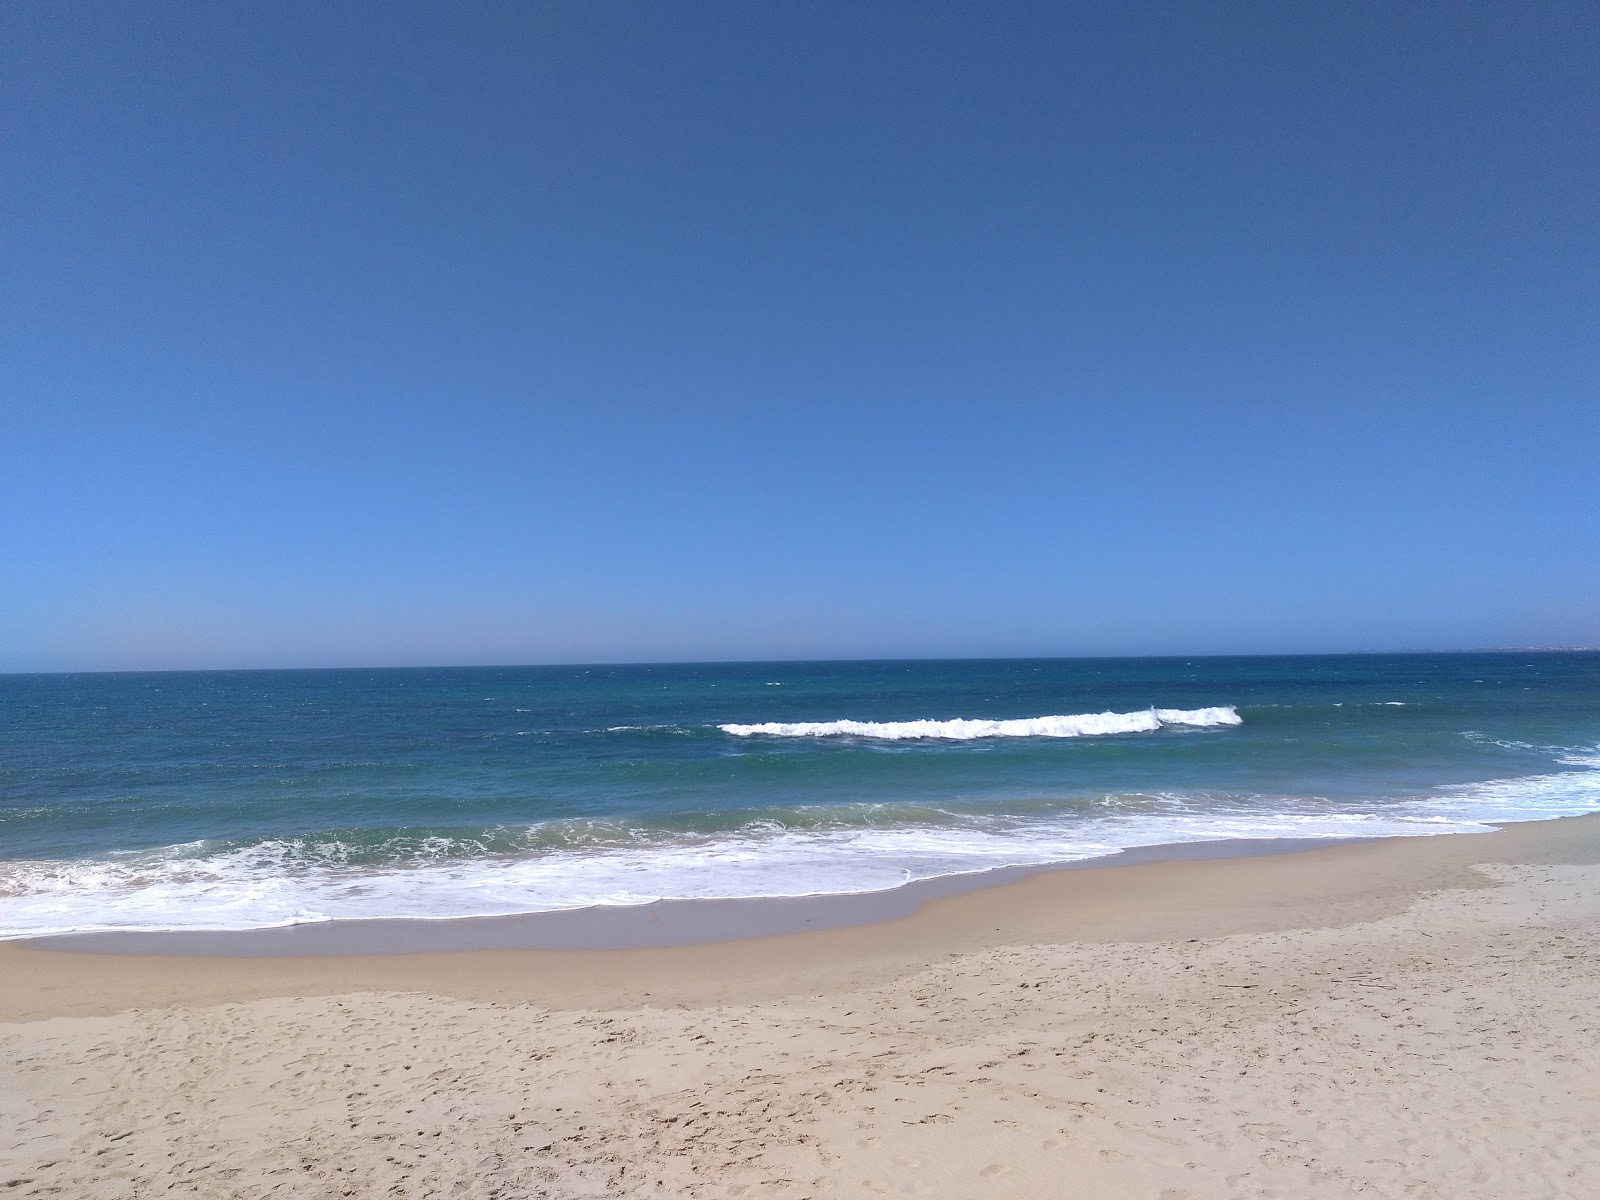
[{"left": 719, "top": 706, "right": 1242, "bottom": 740}]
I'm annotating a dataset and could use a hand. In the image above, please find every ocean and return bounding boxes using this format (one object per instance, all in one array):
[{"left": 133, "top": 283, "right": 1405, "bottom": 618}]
[{"left": 2, "top": 653, "right": 1597, "bottom": 939}]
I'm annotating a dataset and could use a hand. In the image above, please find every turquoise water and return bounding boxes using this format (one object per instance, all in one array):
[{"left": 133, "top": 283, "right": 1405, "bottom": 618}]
[{"left": 2, "top": 653, "right": 1597, "bottom": 937}]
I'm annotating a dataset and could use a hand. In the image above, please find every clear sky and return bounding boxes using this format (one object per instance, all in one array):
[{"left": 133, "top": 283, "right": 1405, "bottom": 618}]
[{"left": 4, "top": 2, "right": 1597, "bottom": 671}]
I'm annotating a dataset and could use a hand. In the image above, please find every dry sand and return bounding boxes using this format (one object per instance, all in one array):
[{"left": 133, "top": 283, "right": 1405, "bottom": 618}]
[{"left": 4, "top": 816, "right": 1599, "bottom": 1198}]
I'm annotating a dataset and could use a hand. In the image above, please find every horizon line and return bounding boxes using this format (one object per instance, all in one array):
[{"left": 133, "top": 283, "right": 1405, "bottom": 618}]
[{"left": 4, "top": 646, "right": 1598, "bottom": 678}]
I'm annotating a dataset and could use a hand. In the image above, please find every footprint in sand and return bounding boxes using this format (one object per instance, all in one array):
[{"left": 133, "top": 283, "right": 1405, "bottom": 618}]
[{"left": 978, "top": 1163, "right": 1013, "bottom": 1178}]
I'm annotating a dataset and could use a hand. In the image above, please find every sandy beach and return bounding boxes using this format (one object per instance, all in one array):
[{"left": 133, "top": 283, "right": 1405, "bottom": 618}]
[{"left": 5, "top": 816, "right": 1599, "bottom": 1198}]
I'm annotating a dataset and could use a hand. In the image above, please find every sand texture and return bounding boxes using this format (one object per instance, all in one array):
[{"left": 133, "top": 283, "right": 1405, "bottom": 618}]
[{"left": 4, "top": 820, "right": 1599, "bottom": 1198}]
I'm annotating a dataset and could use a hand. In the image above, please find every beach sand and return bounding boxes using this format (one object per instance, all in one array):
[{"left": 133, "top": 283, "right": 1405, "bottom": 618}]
[{"left": 4, "top": 816, "right": 1598, "bottom": 1198}]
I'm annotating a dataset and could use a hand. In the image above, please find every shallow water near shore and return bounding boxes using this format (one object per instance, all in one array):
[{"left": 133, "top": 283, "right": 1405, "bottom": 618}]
[{"left": 3, "top": 652, "right": 1598, "bottom": 937}]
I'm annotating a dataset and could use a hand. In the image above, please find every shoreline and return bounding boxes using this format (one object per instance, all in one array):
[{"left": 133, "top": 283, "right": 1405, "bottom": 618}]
[
  {"left": 3, "top": 812, "right": 1597, "bottom": 1022},
  {"left": 18, "top": 803, "right": 1599, "bottom": 958},
  {"left": 20, "top": 831, "right": 1384, "bottom": 957}
]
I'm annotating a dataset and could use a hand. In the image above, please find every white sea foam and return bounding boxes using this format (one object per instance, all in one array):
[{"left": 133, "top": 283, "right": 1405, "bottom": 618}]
[
  {"left": 719, "top": 706, "right": 1242, "bottom": 740},
  {"left": 3, "top": 741, "right": 1595, "bottom": 941},
  {"left": 1398, "top": 762, "right": 1600, "bottom": 824},
  {"left": 0, "top": 804, "right": 1460, "bottom": 939}
]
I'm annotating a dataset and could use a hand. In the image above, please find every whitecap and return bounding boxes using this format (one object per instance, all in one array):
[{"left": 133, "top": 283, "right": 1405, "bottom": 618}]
[{"left": 719, "top": 706, "right": 1242, "bottom": 740}]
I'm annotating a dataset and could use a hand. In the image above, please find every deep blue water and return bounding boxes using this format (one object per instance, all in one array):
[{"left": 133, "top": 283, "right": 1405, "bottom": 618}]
[{"left": 2, "top": 653, "right": 1597, "bottom": 936}]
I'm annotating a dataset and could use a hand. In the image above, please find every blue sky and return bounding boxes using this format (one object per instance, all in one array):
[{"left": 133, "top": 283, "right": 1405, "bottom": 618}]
[{"left": 4, "top": 2, "right": 1597, "bottom": 671}]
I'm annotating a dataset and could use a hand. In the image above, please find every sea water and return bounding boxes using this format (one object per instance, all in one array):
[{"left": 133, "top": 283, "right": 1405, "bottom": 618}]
[{"left": 2, "top": 653, "right": 1597, "bottom": 938}]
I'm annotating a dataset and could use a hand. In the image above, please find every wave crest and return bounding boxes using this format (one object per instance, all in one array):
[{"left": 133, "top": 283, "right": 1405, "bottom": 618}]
[{"left": 719, "top": 706, "right": 1242, "bottom": 741}]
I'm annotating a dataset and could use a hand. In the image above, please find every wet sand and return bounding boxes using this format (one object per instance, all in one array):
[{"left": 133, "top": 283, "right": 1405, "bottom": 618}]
[
  {"left": 4, "top": 815, "right": 1599, "bottom": 1197},
  {"left": 24, "top": 834, "right": 1366, "bottom": 957}
]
